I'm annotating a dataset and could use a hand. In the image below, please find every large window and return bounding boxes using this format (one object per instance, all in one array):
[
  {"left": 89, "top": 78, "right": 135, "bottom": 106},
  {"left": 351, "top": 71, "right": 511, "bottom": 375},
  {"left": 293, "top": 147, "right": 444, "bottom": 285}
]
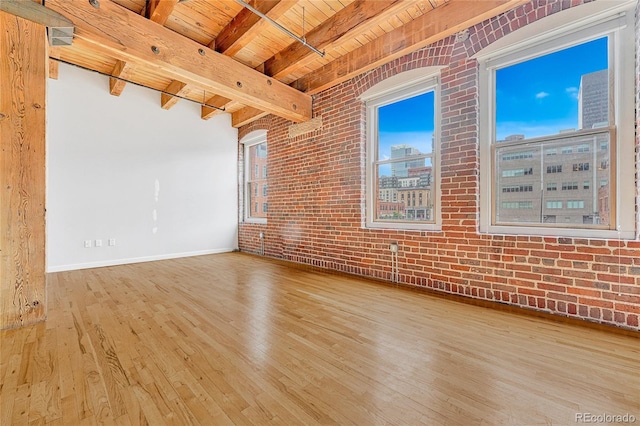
[
  {"left": 478, "top": 1, "right": 635, "bottom": 239},
  {"left": 362, "top": 69, "right": 441, "bottom": 230},
  {"left": 242, "top": 130, "right": 267, "bottom": 222}
]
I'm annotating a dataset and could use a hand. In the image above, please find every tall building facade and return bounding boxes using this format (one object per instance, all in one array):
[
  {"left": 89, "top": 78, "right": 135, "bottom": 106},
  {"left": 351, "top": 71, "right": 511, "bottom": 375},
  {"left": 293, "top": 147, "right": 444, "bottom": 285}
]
[
  {"left": 390, "top": 144, "right": 425, "bottom": 177},
  {"left": 495, "top": 135, "right": 609, "bottom": 225},
  {"left": 578, "top": 69, "right": 609, "bottom": 129}
]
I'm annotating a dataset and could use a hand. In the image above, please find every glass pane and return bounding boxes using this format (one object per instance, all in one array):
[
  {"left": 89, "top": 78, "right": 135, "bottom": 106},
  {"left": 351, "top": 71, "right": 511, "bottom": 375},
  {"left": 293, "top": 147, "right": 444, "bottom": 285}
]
[
  {"left": 247, "top": 142, "right": 267, "bottom": 219},
  {"left": 377, "top": 91, "right": 434, "bottom": 165},
  {"left": 494, "top": 132, "right": 611, "bottom": 226},
  {"left": 375, "top": 160, "right": 434, "bottom": 222},
  {"left": 495, "top": 37, "right": 608, "bottom": 141}
]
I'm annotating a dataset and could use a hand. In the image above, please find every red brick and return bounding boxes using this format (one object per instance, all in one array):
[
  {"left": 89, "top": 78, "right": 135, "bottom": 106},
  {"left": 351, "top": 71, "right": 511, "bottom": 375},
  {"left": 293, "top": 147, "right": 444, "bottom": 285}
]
[
  {"left": 538, "top": 283, "right": 566, "bottom": 293},
  {"left": 568, "top": 287, "right": 601, "bottom": 298},
  {"left": 615, "top": 303, "right": 640, "bottom": 314}
]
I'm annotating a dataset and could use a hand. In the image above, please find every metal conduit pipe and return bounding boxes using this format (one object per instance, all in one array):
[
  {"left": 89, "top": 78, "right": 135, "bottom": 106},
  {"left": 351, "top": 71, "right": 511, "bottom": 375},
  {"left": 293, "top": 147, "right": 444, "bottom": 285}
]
[{"left": 232, "top": 0, "right": 325, "bottom": 58}]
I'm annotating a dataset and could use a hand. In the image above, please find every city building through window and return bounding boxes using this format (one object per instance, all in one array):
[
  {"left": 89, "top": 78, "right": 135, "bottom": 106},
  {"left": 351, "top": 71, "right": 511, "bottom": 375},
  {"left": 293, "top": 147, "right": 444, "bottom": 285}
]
[
  {"left": 362, "top": 69, "right": 442, "bottom": 231},
  {"left": 478, "top": 2, "right": 636, "bottom": 239}
]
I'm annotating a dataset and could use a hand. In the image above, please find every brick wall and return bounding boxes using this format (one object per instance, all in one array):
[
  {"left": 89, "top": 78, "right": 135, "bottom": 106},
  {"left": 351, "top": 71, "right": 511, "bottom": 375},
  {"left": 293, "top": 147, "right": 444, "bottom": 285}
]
[{"left": 239, "top": 0, "right": 640, "bottom": 331}]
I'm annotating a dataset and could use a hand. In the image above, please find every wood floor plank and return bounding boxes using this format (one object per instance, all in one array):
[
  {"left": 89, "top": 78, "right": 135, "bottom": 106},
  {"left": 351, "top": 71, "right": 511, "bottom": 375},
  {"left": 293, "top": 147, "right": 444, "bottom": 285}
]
[
  {"left": 0, "top": 252, "right": 638, "bottom": 424},
  {"left": 1, "top": 354, "right": 22, "bottom": 423}
]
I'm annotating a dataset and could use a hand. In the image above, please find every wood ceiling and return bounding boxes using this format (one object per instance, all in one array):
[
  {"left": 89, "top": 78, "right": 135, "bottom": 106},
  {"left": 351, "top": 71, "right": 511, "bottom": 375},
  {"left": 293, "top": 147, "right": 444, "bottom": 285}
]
[{"left": 39, "top": 0, "right": 526, "bottom": 127}]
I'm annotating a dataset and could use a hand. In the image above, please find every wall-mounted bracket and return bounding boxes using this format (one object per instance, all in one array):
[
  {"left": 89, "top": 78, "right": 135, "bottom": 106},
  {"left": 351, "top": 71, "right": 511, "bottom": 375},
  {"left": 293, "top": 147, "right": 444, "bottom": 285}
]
[{"left": 0, "top": 0, "right": 74, "bottom": 46}]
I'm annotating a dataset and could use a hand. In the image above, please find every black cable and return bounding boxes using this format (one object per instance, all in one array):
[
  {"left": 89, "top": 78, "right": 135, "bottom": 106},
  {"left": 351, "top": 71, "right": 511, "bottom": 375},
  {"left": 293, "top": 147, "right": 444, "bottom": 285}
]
[{"left": 50, "top": 57, "right": 226, "bottom": 112}]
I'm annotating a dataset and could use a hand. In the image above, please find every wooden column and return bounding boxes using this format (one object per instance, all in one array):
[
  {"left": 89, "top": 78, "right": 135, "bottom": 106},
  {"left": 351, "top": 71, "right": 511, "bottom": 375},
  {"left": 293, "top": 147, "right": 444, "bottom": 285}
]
[{"left": 0, "top": 11, "right": 47, "bottom": 329}]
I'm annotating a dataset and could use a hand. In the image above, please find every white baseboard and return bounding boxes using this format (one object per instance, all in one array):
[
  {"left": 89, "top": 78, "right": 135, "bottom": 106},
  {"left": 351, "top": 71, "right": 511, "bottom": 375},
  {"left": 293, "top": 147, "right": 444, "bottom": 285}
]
[{"left": 47, "top": 248, "right": 236, "bottom": 273}]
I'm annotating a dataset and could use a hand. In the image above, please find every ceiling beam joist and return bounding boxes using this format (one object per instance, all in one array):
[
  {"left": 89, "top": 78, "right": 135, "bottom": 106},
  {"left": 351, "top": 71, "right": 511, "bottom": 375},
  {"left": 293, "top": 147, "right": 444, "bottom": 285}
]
[
  {"left": 232, "top": 106, "right": 268, "bottom": 128},
  {"left": 215, "top": 0, "right": 297, "bottom": 56},
  {"left": 45, "top": 0, "right": 311, "bottom": 123},
  {"left": 109, "top": 60, "right": 135, "bottom": 96},
  {"left": 201, "top": 95, "right": 231, "bottom": 120},
  {"left": 148, "top": 0, "right": 178, "bottom": 25},
  {"left": 161, "top": 80, "right": 188, "bottom": 109},
  {"left": 293, "top": 0, "right": 528, "bottom": 94},
  {"left": 264, "top": 0, "right": 402, "bottom": 79}
]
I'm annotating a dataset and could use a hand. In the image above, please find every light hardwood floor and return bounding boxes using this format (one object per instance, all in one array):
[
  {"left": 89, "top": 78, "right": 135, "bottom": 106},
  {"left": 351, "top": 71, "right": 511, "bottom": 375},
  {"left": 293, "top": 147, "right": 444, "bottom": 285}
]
[{"left": 1, "top": 252, "right": 638, "bottom": 425}]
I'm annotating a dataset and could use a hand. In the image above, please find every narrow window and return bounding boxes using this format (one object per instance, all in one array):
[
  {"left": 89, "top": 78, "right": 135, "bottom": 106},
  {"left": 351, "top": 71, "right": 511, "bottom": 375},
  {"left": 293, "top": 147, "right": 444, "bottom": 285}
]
[{"left": 242, "top": 130, "right": 268, "bottom": 223}]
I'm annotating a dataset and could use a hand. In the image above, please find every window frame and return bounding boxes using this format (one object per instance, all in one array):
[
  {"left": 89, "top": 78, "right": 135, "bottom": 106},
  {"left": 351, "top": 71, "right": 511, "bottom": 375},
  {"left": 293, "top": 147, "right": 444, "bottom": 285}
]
[
  {"left": 241, "top": 130, "right": 268, "bottom": 224},
  {"left": 477, "top": 2, "right": 635, "bottom": 239},
  {"left": 361, "top": 68, "right": 443, "bottom": 231}
]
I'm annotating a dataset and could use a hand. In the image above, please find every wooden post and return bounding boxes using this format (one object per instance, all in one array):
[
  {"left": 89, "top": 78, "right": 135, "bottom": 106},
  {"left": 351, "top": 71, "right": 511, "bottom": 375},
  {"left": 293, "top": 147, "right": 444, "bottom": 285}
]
[{"left": 0, "top": 11, "right": 47, "bottom": 329}]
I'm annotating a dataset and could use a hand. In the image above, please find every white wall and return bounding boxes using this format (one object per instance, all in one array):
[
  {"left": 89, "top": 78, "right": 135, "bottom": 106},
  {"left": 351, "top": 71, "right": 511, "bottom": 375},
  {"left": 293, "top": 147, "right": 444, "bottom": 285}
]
[{"left": 47, "top": 63, "right": 238, "bottom": 272}]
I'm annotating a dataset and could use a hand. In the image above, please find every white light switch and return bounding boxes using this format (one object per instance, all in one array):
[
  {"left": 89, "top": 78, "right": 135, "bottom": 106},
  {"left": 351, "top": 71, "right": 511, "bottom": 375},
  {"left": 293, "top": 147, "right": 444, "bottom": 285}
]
[
  {"left": 108, "top": 239, "right": 116, "bottom": 246},
  {"left": 84, "top": 240, "right": 91, "bottom": 248},
  {"left": 95, "top": 239, "right": 102, "bottom": 247}
]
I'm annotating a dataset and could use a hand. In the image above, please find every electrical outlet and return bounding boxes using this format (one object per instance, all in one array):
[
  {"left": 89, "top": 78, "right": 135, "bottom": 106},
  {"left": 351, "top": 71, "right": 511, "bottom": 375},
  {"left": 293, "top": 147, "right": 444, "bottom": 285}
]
[
  {"left": 84, "top": 240, "right": 92, "bottom": 248},
  {"left": 95, "top": 239, "right": 102, "bottom": 247},
  {"left": 108, "top": 238, "right": 116, "bottom": 246}
]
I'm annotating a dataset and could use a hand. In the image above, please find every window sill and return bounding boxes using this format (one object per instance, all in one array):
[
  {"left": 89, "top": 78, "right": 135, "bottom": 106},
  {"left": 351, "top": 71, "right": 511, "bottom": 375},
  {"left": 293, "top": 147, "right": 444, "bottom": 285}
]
[
  {"left": 366, "top": 221, "right": 442, "bottom": 232},
  {"left": 481, "top": 224, "right": 634, "bottom": 240},
  {"left": 243, "top": 218, "right": 267, "bottom": 225}
]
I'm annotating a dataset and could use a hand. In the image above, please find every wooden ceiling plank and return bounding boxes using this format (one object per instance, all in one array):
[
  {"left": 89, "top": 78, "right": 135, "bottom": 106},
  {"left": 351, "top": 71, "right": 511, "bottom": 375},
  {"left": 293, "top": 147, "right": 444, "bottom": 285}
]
[
  {"left": 294, "top": 0, "right": 528, "bottom": 94},
  {"left": 45, "top": 0, "right": 312, "bottom": 123},
  {"left": 264, "top": 0, "right": 403, "bottom": 79},
  {"left": 215, "top": 0, "right": 297, "bottom": 57},
  {"left": 201, "top": 95, "right": 232, "bottom": 120},
  {"left": 109, "top": 60, "right": 135, "bottom": 96},
  {"left": 148, "top": 0, "right": 178, "bottom": 25},
  {"left": 232, "top": 106, "right": 268, "bottom": 128},
  {"left": 161, "top": 79, "right": 188, "bottom": 109}
]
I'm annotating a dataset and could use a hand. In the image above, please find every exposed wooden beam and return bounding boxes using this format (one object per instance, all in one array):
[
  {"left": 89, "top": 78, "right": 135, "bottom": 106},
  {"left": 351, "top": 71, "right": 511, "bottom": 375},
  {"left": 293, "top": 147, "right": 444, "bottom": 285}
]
[
  {"left": 293, "top": 0, "right": 528, "bottom": 94},
  {"left": 232, "top": 106, "right": 268, "bottom": 128},
  {"left": 48, "top": 59, "right": 59, "bottom": 79},
  {"left": 264, "top": 0, "right": 403, "bottom": 79},
  {"left": 215, "top": 0, "right": 296, "bottom": 57},
  {"left": 201, "top": 95, "right": 231, "bottom": 120},
  {"left": 0, "top": 11, "right": 47, "bottom": 330},
  {"left": 148, "top": 0, "right": 178, "bottom": 25},
  {"left": 45, "top": 0, "right": 311, "bottom": 122},
  {"left": 161, "top": 80, "right": 188, "bottom": 109},
  {"left": 109, "top": 60, "right": 135, "bottom": 96},
  {"left": 48, "top": 46, "right": 62, "bottom": 79}
]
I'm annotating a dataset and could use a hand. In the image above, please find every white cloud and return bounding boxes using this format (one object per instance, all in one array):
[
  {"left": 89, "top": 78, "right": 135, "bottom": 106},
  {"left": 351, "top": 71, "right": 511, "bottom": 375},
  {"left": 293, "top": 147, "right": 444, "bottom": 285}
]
[
  {"left": 535, "top": 91, "right": 550, "bottom": 100},
  {"left": 566, "top": 86, "right": 579, "bottom": 99}
]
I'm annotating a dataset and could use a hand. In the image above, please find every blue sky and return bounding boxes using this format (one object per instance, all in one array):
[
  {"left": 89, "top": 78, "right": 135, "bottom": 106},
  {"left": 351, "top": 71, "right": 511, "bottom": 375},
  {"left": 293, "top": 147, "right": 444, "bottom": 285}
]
[
  {"left": 495, "top": 36, "right": 608, "bottom": 140},
  {"left": 378, "top": 91, "right": 434, "bottom": 161}
]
